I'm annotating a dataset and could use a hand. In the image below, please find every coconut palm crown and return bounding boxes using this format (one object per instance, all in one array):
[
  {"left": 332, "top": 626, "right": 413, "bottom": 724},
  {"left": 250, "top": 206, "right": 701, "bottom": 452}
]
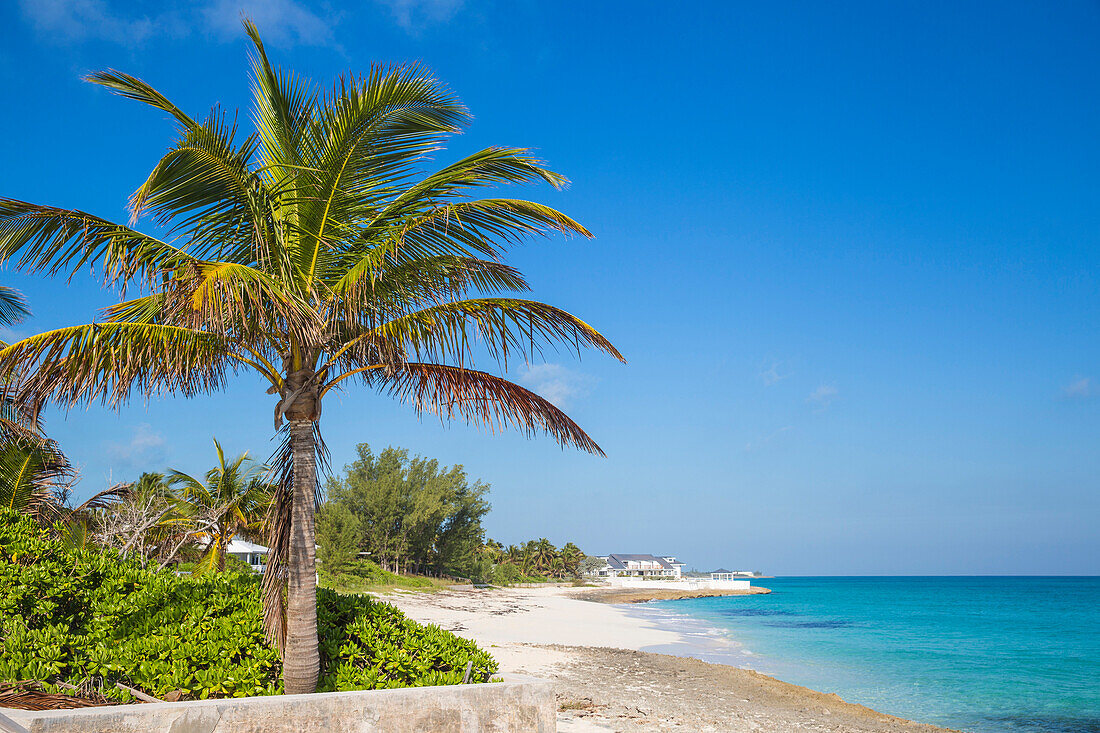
[{"left": 0, "top": 22, "right": 623, "bottom": 693}]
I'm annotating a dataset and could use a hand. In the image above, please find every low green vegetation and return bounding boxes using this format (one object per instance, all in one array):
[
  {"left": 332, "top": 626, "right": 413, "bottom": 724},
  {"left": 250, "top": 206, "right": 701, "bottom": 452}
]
[
  {"left": 0, "top": 510, "right": 496, "bottom": 701},
  {"left": 319, "top": 558, "right": 448, "bottom": 595}
]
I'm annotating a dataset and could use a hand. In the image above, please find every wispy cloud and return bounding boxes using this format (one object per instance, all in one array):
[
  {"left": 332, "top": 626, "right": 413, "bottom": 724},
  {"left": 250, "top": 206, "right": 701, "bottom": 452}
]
[
  {"left": 1063, "top": 376, "right": 1096, "bottom": 400},
  {"left": 0, "top": 326, "right": 27, "bottom": 344},
  {"left": 744, "top": 425, "right": 793, "bottom": 452},
  {"left": 373, "top": 0, "right": 463, "bottom": 33},
  {"left": 18, "top": 0, "right": 337, "bottom": 48},
  {"left": 17, "top": 0, "right": 168, "bottom": 44},
  {"left": 106, "top": 423, "right": 166, "bottom": 471},
  {"left": 519, "top": 364, "right": 593, "bottom": 409},
  {"left": 760, "top": 360, "right": 788, "bottom": 387},
  {"left": 807, "top": 383, "right": 838, "bottom": 409},
  {"left": 202, "top": 0, "right": 337, "bottom": 47}
]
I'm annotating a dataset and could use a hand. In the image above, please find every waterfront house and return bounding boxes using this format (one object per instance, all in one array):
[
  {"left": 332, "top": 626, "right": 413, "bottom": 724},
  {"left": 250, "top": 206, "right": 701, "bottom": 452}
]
[
  {"left": 590, "top": 554, "right": 685, "bottom": 579},
  {"left": 226, "top": 538, "right": 269, "bottom": 574}
]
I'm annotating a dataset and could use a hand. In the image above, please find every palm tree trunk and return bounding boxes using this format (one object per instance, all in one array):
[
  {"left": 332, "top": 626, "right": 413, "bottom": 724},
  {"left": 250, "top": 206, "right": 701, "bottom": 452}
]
[
  {"left": 217, "top": 533, "right": 226, "bottom": 572},
  {"left": 283, "top": 419, "right": 319, "bottom": 694}
]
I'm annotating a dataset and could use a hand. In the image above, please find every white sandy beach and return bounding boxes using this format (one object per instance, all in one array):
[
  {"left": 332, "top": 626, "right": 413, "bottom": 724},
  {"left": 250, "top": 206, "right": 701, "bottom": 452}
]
[
  {"left": 385, "top": 585, "right": 681, "bottom": 677},
  {"left": 383, "top": 585, "right": 955, "bottom": 732}
]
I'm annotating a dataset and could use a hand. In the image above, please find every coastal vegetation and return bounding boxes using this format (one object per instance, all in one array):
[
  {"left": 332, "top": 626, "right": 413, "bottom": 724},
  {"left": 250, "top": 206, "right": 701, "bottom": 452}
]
[
  {"left": 0, "top": 509, "right": 496, "bottom": 701},
  {"left": 320, "top": 444, "right": 489, "bottom": 578},
  {"left": 166, "top": 440, "right": 271, "bottom": 573},
  {"left": 0, "top": 19, "right": 621, "bottom": 693},
  {"left": 476, "top": 538, "right": 588, "bottom": 584},
  {"left": 315, "top": 442, "right": 598, "bottom": 588}
]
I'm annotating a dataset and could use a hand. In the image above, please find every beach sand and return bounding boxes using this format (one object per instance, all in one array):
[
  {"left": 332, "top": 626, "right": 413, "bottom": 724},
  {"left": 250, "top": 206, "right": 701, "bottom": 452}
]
[{"left": 382, "top": 585, "right": 956, "bottom": 732}]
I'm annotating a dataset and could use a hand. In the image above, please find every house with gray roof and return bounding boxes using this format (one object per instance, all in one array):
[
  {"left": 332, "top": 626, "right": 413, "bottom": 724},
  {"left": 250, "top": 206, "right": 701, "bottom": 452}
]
[{"left": 590, "top": 553, "right": 684, "bottom": 579}]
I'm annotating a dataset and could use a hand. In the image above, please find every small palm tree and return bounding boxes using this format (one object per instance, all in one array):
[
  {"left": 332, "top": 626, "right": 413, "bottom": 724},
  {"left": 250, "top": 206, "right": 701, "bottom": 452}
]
[
  {"left": 169, "top": 439, "right": 270, "bottom": 573},
  {"left": 561, "top": 542, "right": 583, "bottom": 578},
  {"left": 480, "top": 538, "right": 504, "bottom": 564},
  {"left": 0, "top": 284, "right": 73, "bottom": 521},
  {"left": 534, "top": 537, "right": 556, "bottom": 575},
  {"left": 0, "top": 22, "right": 621, "bottom": 693}
]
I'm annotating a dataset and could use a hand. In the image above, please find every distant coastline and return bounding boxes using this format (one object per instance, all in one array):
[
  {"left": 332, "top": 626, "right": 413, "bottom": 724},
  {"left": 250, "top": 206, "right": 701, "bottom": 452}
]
[{"left": 576, "top": 585, "right": 772, "bottom": 604}]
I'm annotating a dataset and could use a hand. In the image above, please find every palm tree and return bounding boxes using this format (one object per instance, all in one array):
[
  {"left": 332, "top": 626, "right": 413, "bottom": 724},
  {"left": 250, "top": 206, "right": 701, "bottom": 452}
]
[
  {"left": 561, "top": 542, "right": 583, "bottom": 578},
  {"left": 534, "top": 537, "right": 557, "bottom": 575},
  {"left": 168, "top": 439, "right": 270, "bottom": 573},
  {"left": 0, "top": 22, "right": 622, "bottom": 693},
  {"left": 0, "top": 284, "right": 74, "bottom": 521}
]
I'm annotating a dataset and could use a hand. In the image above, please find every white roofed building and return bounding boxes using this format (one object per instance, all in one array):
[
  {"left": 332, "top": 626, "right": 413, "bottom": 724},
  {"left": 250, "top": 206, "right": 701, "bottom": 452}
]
[
  {"left": 590, "top": 554, "right": 684, "bottom": 579},
  {"left": 226, "top": 538, "right": 268, "bottom": 574}
]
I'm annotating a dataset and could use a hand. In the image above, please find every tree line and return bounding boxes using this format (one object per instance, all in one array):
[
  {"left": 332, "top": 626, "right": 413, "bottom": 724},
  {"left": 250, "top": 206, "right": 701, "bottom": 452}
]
[
  {"left": 316, "top": 443, "right": 597, "bottom": 584},
  {"left": 478, "top": 538, "right": 587, "bottom": 581},
  {"left": 318, "top": 444, "right": 490, "bottom": 578}
]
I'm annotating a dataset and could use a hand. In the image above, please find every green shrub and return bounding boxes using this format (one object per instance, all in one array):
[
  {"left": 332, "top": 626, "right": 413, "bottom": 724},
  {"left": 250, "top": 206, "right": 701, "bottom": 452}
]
[
  {"left": 0, "top": 510, "right": 496, "bottom": 701},
  {"left": 319, "top": 558, "right": 436, "bottom": 594},
  {"left": 317, "top": 589, "right": 495, "bottom": 690},
  {"left": 486, "top": 563, "right": 545, "bottom": 586}
]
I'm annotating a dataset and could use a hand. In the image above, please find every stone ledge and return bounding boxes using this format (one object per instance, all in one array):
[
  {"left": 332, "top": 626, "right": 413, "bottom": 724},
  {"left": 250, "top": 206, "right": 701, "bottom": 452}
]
[{"left": 0, "top": 676, "right": 555, "bottom": 733}]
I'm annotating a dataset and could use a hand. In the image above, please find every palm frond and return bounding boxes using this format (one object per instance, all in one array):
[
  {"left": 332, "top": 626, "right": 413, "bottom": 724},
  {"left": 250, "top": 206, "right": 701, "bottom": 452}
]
[
  {"left": 329, "top": 254, "right": 529, "bottom": 318},
  {"left": 129, "top": 111, "right": 266, "bottom": 264},
  {"left": 293, "top": 63, "right": 469, "bottom": 281},
  {"left": 345, "top": 297, "right": 624, "bottom": 370},
  {"left": 0, "top": 322, "right": 230, "bottom": 408},
  {"left": 70, "top": 481, "right": 131, "bottom": 514},
  {"left": 400, "top": 199, "right": 592, "bottom": 257},
  {"left": 378, "top": 148, "right": 571, "bottom": 222},
  {"left": 0, "top": 438, "right": 72, "bottom": 521},
  {"left": 0, "top": 199, "right": 198, "bottom": 287},
  {"left": 244, "top": 20, "right": 317, "bottom": 187},
  {"left": 85, "top": 69, "right": 198, "bottom": 130},
  {"left": 360, "top": 363, "right": 604, "bottom": 456},
  {"left": 0, "top": 285, "right": 30, "bottom": 328}
]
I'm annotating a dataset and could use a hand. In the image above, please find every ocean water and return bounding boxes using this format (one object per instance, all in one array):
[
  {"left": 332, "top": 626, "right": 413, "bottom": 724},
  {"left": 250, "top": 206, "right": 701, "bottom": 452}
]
[{"left": 636, "top": 577, "right": 1099, "bottom": 733}]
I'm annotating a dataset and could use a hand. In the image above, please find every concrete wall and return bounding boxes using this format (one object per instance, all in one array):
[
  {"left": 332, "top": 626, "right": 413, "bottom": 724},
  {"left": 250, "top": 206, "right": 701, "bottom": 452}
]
[{"left": 0, "top": 676, "right": 554, "bottom": 733}]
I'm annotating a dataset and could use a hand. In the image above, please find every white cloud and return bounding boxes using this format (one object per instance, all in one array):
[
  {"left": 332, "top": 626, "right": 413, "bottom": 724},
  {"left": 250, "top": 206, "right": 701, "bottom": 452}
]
[
  {"left": 374, "top": 0, "right": 463, "bottom": 32},
  {"left": 201, "top": 0, "right": 336, "bottom": 47},
  {"left": 1063, "top": 376, "right": 1095, "bottom": 400},
  {"left": 18, "top": 0, "right": 335, "bottom": 48},
  {"left": 807, "top": 384, "right": 838, "bottom": 408},
  {"left": 760, "top": 360, "right": 788, "bottom": 386},
  {"left": 744, "top": 425, "right": 793, "bottom": 452},
  {"left": 106, "top": 423, "right": 166, "bottom": 470},
  {"left": 18, "top": 0, "right": 164, "bottom": 44},
  {"left": 519, "top": 364, "right": 593, "bottom": 409}
]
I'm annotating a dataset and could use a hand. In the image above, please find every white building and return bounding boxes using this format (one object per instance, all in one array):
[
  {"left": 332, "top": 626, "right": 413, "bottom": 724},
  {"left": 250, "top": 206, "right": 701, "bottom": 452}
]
[
  {"left": 591, "top": 554, "right": 684, "bottom": 579},
  {"left": 588, "top": 555, "right": 752, "bottom": 590},
  {"left": 226, "top": 538, "right": 268, "bottom": 574}
]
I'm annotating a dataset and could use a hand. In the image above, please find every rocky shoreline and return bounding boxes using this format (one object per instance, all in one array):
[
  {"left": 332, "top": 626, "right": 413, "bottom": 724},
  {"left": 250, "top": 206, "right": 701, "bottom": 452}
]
[{"left": 573, "top": 585, "right": 772, "bottom": 604}]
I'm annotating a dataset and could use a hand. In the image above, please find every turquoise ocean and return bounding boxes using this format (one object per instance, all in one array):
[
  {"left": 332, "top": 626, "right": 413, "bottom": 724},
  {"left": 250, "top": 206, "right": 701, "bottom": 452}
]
[{"left": 633, "top": 577, "right": 1099, "bottom": 733}]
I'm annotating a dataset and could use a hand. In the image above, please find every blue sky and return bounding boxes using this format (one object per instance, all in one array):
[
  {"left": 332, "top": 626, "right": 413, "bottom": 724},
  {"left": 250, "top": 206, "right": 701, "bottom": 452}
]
[{"left": 2, "top": 1, "right": 1097, "bottom": 574}]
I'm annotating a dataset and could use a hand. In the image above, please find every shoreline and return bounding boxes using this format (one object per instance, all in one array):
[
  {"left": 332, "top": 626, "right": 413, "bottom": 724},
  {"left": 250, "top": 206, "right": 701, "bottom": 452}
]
[
  {"left": 574, "top": 585, "right": 772, "bottom": 604},
  {"left": 381, "top": 585, "right": 955, "bottom": 732}
]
